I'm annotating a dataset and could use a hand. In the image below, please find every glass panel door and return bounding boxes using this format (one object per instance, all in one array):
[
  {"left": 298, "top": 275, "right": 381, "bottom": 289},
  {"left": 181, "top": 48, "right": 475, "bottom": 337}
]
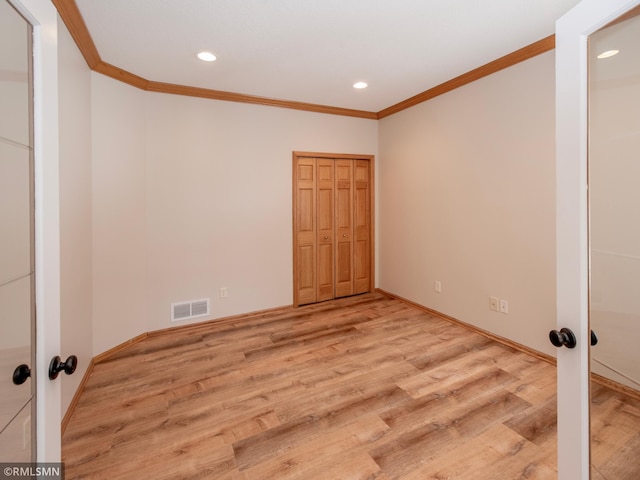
[
  {"left": 0, "top": 0, "right": 35, "bottom": 461},
  {"left": 589, "top": 9, "right": 640, "bottom": 479},
  {"left": 556, "top": 1, "right": 640, "bottom": 478}
]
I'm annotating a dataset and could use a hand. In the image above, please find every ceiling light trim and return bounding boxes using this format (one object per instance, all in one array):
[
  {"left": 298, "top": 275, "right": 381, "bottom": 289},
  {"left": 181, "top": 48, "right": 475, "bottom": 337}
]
[
  {"left": 197, "top": 51, "right": 217, "bottom": 62},
  {"left": 596, "top": 49, "right": 619, "bottom": 59}
]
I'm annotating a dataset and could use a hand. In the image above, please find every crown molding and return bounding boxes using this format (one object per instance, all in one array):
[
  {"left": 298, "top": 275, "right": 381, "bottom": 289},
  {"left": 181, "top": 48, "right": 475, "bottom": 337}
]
[
  {"left": 376, "top": 35, "right": 556, "bottom": 119},
  {"left": 54, "top": 0, "right": 554, "bottom": 120},
  {"left": 146, "top": 81, "right": 379, "bottom": 118},
  {"left": 52, "top": 0, "right": 100, "bottom": 68},
  {"left": 93, "top": 61, "right": 150, "bottom": 90}
]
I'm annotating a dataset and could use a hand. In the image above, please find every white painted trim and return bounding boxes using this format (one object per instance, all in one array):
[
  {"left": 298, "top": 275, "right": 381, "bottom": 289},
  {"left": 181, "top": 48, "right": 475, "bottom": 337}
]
[
  {"left": 555, "top": 1, "right": 640, "bottom": 478},
  {"left": 8, "top": 0, "right": 61, "bottom": 462}
]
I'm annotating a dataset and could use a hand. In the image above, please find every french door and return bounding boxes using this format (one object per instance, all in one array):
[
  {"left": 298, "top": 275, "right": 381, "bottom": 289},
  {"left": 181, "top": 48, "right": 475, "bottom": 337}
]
[
  {"left": 555, "top": 0, "right": 640, "bottom": 478},
  {"left": 0, "top": 0, "right": 35, "bottom": 460},
  {"left": 0, "top": 0, "right": 63, "bottom": 462}
]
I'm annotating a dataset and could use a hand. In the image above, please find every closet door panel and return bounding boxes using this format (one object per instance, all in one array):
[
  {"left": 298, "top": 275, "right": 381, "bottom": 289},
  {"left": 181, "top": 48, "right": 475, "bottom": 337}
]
[
  {"left": 298, "top": 245, "right": 315, "bottom": 303},
  {"left": 335, "top": 160, "right": 354, "bottom": 298},
  {"left": 316, "top": 159, "right": 334, "bottom": 302},
  {"left": 295, "top": 158, "right": 316, "bottom": 305},
  {"left": 354, "top": 160, "right": 371, "bottom": 294}
]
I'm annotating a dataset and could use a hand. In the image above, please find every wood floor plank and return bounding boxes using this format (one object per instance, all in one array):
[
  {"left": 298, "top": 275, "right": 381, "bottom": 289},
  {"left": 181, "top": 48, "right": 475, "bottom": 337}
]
[
  {"left": 238, "top": 414, "right": 389, "bottom": 479},
  {"left": 596, "top": 431, "right": 640, "bottom": 480},
  {"left": 380, "top": 366, "right": 517, "bottom": 432},
  {"left": 233, "top": 384, "right": 410, "bottom": 470},
  {"left": 61, "top": 292, "right": 640, "bottom": 479},
  {"left": 503, "top": 395, "right": 557, "bottom": 448},
  {"left": 396, "top": 344, "right": 516, "bottom": 399},
  {"left": 591, "top": 395, "right": 640, "bottom": 466},
  {"left": 369, "top": 390, "right": 532, "bottom": 478},
  {"left": 404, "top": 424, "right": 556, "bottom": 480}
]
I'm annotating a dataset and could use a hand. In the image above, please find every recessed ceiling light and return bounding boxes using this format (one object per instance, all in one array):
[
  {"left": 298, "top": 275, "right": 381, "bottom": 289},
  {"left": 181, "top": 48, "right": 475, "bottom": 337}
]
[
  {"left": 197, "top": 51, "right": 217, "bottom": 62},
  {"left": 353, "top": 81, "right": 368, "bottom": 89},
  {"left": 597, "top": 49, "right": 619, "bottom": 59}
]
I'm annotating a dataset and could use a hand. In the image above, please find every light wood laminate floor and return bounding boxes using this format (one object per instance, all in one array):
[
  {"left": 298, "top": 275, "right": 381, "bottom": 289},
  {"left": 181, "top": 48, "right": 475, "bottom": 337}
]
[{"left": 62, "top": 293, "right": 640, "bottom": 479}]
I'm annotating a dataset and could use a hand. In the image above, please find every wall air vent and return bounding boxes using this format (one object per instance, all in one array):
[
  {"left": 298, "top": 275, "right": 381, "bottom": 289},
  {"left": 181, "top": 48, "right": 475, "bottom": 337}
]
[{"left": 171, "top": 298, "right": 210, "bottom": 322}]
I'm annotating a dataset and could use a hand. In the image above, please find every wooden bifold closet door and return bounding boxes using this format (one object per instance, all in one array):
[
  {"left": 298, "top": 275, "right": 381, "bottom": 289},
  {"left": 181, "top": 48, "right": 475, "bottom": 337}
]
[{"left": 293, "top": 152, "right": 374, "bottom": 306}]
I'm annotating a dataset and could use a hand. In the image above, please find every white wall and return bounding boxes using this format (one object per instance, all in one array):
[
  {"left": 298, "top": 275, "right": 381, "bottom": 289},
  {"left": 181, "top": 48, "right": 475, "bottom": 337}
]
[
  {"left": 91, "top": 78, "right": 378, "bottom": 353},
  {"left": 58, "top": 18, "right": 93, "bottom": 414},
  {"left": 91, "top": 74, "right": 148, "bottom": 354},
  {"left": 378, "top": 51, "right": 557, "bottom": 356}
]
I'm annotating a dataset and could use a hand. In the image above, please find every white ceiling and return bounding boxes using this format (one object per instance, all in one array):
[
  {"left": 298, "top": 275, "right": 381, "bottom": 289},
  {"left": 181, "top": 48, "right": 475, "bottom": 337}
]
[{"left": 75, "top": 0, "right": 582, "bottom": 112}]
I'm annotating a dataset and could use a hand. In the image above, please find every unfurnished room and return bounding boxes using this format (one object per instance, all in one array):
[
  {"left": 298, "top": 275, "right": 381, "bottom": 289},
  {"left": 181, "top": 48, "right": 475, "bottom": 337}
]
[{"left": 1, "top": 0, "right": 640, "bottom": 479}]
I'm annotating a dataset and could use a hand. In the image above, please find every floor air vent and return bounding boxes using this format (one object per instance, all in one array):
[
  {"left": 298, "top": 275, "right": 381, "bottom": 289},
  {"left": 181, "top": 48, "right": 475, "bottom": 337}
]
[{"left": 171, "top": 298, "right": 210, "bottom": 322}]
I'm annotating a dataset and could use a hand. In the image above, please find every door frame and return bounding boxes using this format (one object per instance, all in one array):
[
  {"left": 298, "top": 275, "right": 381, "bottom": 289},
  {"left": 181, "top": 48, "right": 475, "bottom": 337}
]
[
  {"left": 292, "top": 152, "right": 375, "bottom": 307},
  {"left": 555, "top": 1, "right": 640, "bottom": 478},
  {"left": 9, "top": 0, "right": 62, "bottom": 462}
]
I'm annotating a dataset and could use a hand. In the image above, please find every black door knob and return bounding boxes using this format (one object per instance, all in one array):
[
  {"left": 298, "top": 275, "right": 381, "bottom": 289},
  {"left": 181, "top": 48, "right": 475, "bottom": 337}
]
[
  {"left": 49, "top": 355, "right": 78, "bottom": 380},
  {"left": 591, "top": 330, "right": 598, "bottom": 346},
  {"left": 12, "top": 364, "right": 31, "bottom": 385},
  {"left": 549, "top": 328, "right": 577, "bottom": 349}
]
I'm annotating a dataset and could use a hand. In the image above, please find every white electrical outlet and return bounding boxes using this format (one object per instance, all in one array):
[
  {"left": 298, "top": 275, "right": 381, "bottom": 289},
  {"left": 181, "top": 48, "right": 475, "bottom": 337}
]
[
  {"left": 490, "top": 296, "right": 499, "bottom": 312},
  {"left": 499, "top": 299, "right": 509, "bottom": 314},
  {"left": 220, "top": 287, "right": 228, "bottom": 298},
  {"left": 434, "top": 281, "right": 442, "bottom": 293}
]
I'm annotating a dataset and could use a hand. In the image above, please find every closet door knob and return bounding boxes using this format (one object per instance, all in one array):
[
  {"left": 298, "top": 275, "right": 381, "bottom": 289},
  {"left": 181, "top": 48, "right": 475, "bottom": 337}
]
[{"left": 323, "top": 235, "right": 329, "bottom": 240}]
